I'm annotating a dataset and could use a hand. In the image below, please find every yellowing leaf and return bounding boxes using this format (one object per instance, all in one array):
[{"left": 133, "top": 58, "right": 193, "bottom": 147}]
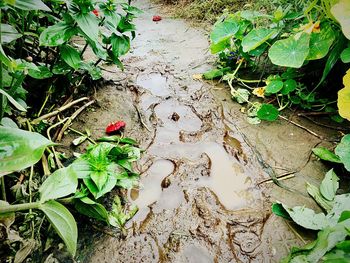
[
  {"left": 299, "top": 20, "right": 321, "bottom": 34},
  {"left": 338, "top": 69, "right": 350, "bottom": 121},
  {"left": 192, "top": 74, "right": 203, "bottom": 80},
  {"left": 252, "top": 87, "right": 266, "bottom": 98},
  {"left": 331, "top": 0, "right": 350, "bottom": 40}
]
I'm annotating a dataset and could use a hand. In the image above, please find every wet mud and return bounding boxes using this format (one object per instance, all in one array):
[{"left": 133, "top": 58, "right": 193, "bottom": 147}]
[{"left": 62, "top": 0, "right": 341, "bottom": 262}]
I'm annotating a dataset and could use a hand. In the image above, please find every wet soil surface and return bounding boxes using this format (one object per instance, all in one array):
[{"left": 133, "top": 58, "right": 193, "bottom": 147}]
[{"left": 63, "top": 0, "right": 340, "bottom": 262}]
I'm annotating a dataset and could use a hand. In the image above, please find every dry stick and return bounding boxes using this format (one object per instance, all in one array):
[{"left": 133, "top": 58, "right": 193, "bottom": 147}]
[
  {"left": 32, "top": 97, "right": 90, "bottom": 124},
  {"left": 134, "top": 104, "right": 151, "bottom": 132},
  {"left": 56, "top": 100, "right": 95, "bottom": 142},
  {"left": 47, "top": 117, "right": 69, "bottom": 169},
  {"left": 298, "top": 114, "right": 350, "bottom": 132},
  {"left": 41, "top": 153, "right": 50, "bottom": 176},
  {"left": 257, "top": 172, "right": 296, "bottom": 186},
  {"left": 279, "top": 115, "right": 324, "bottom": 140}
]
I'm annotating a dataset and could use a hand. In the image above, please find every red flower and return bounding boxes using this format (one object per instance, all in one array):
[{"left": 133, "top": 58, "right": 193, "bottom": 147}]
[
  {"left": 152, "top": 15, "right": 162, "bottom": 22},
  {"left": 92, "top": 9, "right": 99, "bottom": 17},
  {"left": 106, "top": 121, "right": 126, "bottom": 134}
]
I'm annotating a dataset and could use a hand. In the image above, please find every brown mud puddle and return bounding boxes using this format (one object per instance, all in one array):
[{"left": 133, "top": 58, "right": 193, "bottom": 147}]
[{"left": 62, "top": 0, "right": 341, "bottom": 261}]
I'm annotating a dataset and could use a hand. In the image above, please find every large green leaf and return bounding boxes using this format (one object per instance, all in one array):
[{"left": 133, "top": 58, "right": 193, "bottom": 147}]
[
  {"left": 307, "top": 23, "right": 336, "bottom": 60},
  {"left": 39, "top": 22, "right": 77, "bottom": 47},
  {"left": 4, "top": 0, "right": 50, "bottom": 11},
  {"left": 315, "top": 35, "right": 347, "bottom": 88},
  {"left": 307, "top": 183, "right": 333, "bottom": 212},
  {"left": 0, "top": 127, "right": 52, "bottom": 175},
  {"left": 335, "top": 134, "right": 350, "bottom": 171},
  {"left": 210, "top": 39, "right": 230, "bottom": 54},
  {"left": 0, "top": 88, "right": 26, "bottom": 112},
  {"left": 40, "top": 200, "right": 77, "bottom": 256},
  {"left": 257, "top": 104, "right": 279, "bottom": 121},
  {"left": 242, "top": 28, "right": 276, "bottom": 53},
  {"left": 331, "top": 0, "right": 350, "bottom": 40},
  {"left": 39, "top": 166, "right": 78, "bottom": 202},
  {"left": 282, "top": 219, "right": 350, "bottom": 262},
  {"left": 312, "top": 147, "right": 342, "bottom": 163},
  {"left": 1, "top": 24, "right": 21, "bottom": 44},
  {"left": 265, "top": 80, "right": 283, "bottom": 94},
  {"left": 268, "top": 33, "right": 310, "bottom": 68},
  {"left": 75, "top": 13, "right": 99, "bottom": 43},
  {"left": 111, "top": 34, "right": 130, "bottom": 57},
  {"left": 282, "top": 204, "right": 329, "bottom": 230},
  {"left": 320, "top": 169, "right": 339, "bottom": 201},
  {"left": 210, "top": 18, "right": 239, "bottom": 44},
  {"left": 74, "top": 197, "right": 109, "bottom": 222},
  {"left": 60, "top": 45, "right": 81, "bottom": 70}
]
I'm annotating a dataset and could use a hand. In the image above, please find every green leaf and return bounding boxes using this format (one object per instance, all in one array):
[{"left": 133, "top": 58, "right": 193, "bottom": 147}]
[
  {"left": 257, "top": 104, "right": 279, "bottom": 121},
  {"left": 265, "top": 80, "right": 284, "bottom": 94},
  {"left": 40, "top": 200, "right": 77, "bottom": 256},
  {"left": 315, "top": 35, "right": 347, "bottom": 88},
  {"left": 272, "top": 203, "right": 291, "bottom": 220},
  {"left": 231, "top": 88, "right": 250, "bottom": 104},
  {"left": 74, "top": 197, "right": 109, "bottom": 222},
  {"left": 281, "top": 79, "right": 297, "bottom": 95},
  {"left": 60, "top": 45, "right": 81, "bottom": 70},
  {"left": 0, "top": 88, "right": 26, "bottom": 112},
  {"left": 242, "top": 28, "right": 276, "bottom": 53},
  {"left": 283, "top": 218, "right": 350, "bottom": 262},
  {"left": 5, "top": 0, "right": 50, "bottom": 11},
  {"left": 335, "top": 134, "right": 350, "bottom": 171},
  {"left": 1, "top": 24, "right": 22, "bottom": 44},
  {"left": 28, "top": 65, "right": 53, "bottom": 79},
  {"left": 97, "top": 136, "right": 138, "bottom": 145},
  {"left": 312, "top": 147, "right": 342, "bottom": 163},
  {"left": 331, "top": 0, "right": 350, "bottom": 40},
  {"left": 327, "top": 194, "right": 350, "bottom": 225},
  {"left": 39, "top": 166, "right": 78, "bottom": 202},
  {"left": 111, "top": 34, "right": 130, "bottom": 57},
  {"left": 210, "top": 39, "right": 230, "bottom": 54},
  {"left": 90, "top": 170, "right": 109, "bottom": 191},
  {"left": 75, "top": 13, "right": 99, "bottom": 43},
  {"left": 40, "top": 22, "right": 77, "bottom": 47},
  {"left": 268, "top": 33, "right": 310, "bottom": 68},
  {"left": 320, "top": 169, "right": 339, "bottom": 201},
  {"left": 80, "top": 62, "right": 102, "bottom": 80},
  {"left": 307, "top": 183, "right": 334, "bottom": 212},
  {"left": 203, "top": 69, "right": 224, "bottom": 80},
  {"left": 210, "top": 18, "right": 239, "bottom": 44},
  {"left": 282, "top": 204, "right": 329, "bottom": 230},
  {"left": 307, "top": 23, "right": 336, "bottom": 60},
  {"left": 341, "top": 47, "right": 350, "bottom": 63},
  {"left": 0, "top": 127, "right": 52, "bottom": 175}
]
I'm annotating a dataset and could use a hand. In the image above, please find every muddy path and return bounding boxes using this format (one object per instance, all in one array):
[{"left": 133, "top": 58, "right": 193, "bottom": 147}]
[{"left": 62, "top": 0, "right": 340, "bottom": 262}]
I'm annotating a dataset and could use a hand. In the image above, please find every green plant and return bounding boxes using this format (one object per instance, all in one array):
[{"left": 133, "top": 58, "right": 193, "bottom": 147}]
[
  {"left": 205, "top": 0, "right": 350, "bottom": 122},
  {"left": 273, "top": 133, "right": 350, "bottom": 261},
  {"left": 0, "top": 126, "right": 141, "bottom": 258},
  {"left": 0, "top": 0, "right": 141, "bottom": 119}
]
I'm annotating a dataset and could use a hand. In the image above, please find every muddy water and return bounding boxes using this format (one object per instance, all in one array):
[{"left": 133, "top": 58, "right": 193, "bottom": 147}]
[{"left": 64, "top": 0, "right": 340, "bottom": 262}]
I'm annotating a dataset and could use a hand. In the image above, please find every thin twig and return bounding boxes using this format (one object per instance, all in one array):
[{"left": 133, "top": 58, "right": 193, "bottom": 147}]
[
  {"left": 298, "top": 114, "right": 350, "bottom": 132},
  {"left": 32, "top": 97, "right": 90, "bottom": 124},
  {"left": 279, "top": 115, "right": 324, "bottom": 140},
  {"left": 258, "top": 172, "right": 296, "bottom": 185},
  {"left": 134, "top": 104, "right": 151, "bottom": 132},
  {"left": 56, "top": 100, "right": 95, "bottom": 141}
]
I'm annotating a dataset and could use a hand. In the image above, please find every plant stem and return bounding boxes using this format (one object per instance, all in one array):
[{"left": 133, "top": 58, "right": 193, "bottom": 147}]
[
  {"left": 1, "top": 177, "right": 6, "bottom": 201},
  {"left": 0, "top": 202, "right": 41, "bottom": 214},
  {"left": 0, "top": 8, "right": 3, "bottom": 121}
]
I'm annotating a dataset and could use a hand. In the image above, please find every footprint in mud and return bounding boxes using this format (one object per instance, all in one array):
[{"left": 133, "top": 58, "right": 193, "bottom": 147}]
[{"left": 136, "top": 73, "right": 171, "bottom": 97}]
